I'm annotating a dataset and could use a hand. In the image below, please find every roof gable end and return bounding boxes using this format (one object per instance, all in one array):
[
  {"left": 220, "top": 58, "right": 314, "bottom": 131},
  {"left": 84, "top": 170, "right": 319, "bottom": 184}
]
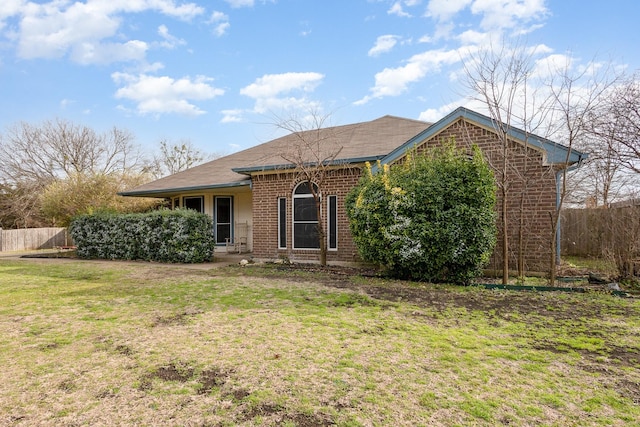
[{"left": 378, "top": 106, "right": 587, "bottom": 168}]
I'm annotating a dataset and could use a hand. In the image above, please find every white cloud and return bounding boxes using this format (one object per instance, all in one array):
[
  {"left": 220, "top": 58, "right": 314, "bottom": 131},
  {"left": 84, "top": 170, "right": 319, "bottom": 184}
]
[
  {"left": 368, "top": 35, "right": 400, "bottom": 57},
  {"left": 10, "top": 0, "right": 203, "bottom": 64},
  {"left": 140, "top": 61, "right": 166, "bottom": 73},
  {"left": 241, "top": 72, "right": 323, "bottom": 99},
  {"left": 532, "top": 53, "right": 572, "bottom": 80},
  {"left": 238, "top": 72, "right": 324, "bottom": 116},
  {"left": 105, "top": 0, "right": 204, "bottom": 20},
  {"left": 418, "top": 97, "right": 487, "bottom": 122},
  {"left": 424, "top": 0, "right": 548, "bottom": 43},
  {"left": 471, "top": 0, "right": 548, "bottom": 31},
  {"left": 426, "top": 0, "right": 547, "bottom": 31},
  {"left": 356, "top": 48, "right": 466, "bottom": 104},
  {"left": 213, "top": 21, "right": 230, "bottom": 37},
  {"left": 0, "top": 0, "right": 25, "bottom": 30},
  {"left": 418, "top": 102, "right": 456, "bottom": 122},
  {"left": 456, "top": 29, "right": 490, "bottom": 46},
  {"left": 359, "top": 0, "right": 551, "bottom": 105},
  {"left": 224, "top": 0, "right": 255, "bottom": 8},
  {"left": 112, "top": 72, "right": 224, "bottom": 116},
  {"left": 389, "top": 0, "right": 422, "bottom": 17},
  {"left": 252, "top": 96, "right": 323, "bottom": 116},
  {"left": 157, "top": 25, "right": 186, "bottom": 49},
  {"left": 71, "top": 40, "right": 149, "bottom": 65},
  {"left": 221, "top": 109, "right": 244, "bottom": 123},
  {"left": 388, "top": 2, "right": 411, "bottom": 17},
  {"left": 208, "top": 11, "right": 230, "bottom": 37},
  {"left": 60, "top": 98, "right": 75, "bottom": 109},
  {"left": 426, "top": 0, "right": 472, "bottom": 21}
]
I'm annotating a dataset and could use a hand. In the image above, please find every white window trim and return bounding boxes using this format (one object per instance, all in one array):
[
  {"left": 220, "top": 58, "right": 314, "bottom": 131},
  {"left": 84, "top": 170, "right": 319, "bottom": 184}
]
[
  {"left": 327, "top": 195, "right": 338, "bottom": 251},
  {"left": 292, "top": 182, "right": 320, "bottom": 251},
  {"left": 278, "top": 197, "right": 287, "bottom": 249}
]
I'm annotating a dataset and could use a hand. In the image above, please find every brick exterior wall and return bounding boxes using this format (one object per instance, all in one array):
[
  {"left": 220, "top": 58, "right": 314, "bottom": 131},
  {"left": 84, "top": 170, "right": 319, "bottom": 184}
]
[
  {"left": 251, "top": 118, "right": 559, "bottom": 273},
  {"left": 417, "top": 118, "right": 559, "bottom": 273},
  {"left": 252, "top": 169, "right": 362, "bottom": 263}
]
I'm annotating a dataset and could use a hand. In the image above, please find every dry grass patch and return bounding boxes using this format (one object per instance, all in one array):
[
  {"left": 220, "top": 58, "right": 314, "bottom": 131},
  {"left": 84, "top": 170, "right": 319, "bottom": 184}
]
[{"left": 0, "top": 259, "right": 638, "bottom": 426}]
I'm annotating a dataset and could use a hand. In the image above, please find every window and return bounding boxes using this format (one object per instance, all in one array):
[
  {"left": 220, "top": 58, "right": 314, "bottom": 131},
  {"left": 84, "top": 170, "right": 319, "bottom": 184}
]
[
  {"left": 214, "top": 197, "right": 233, "bottom": 245},
  {"left": 278, "top": 197, "right": 287, "bottom": 249},
  {"left": 172, "top": 198, "right": 180, "bottom": 209},
  {"left": 293, "top": 182, "right": 319, "bottom": 249},
  {"left": 183, "top": 196, "right": 203, "bottom": 212},
  {"left": 328, "top": 195, "right": 337, "bottom": 250}
]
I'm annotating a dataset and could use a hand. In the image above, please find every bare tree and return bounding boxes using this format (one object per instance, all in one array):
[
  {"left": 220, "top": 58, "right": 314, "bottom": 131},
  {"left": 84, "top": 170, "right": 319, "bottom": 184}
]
[
  {"left": 569, "top": 109, "right": 636, "bottom": 207},
  {"left": 149, "top": 138, "right": 218, "bottom": 179},
  {"left": 0, "top": 180, "right": 46, "bottom": 228},
  {"left": 0, "top": 118, "right": 145, "bottom": 228},
  {"left": 565, "top": 72, "right": 640, "bottom": 208},
  {"left": 598, "top": 72, "right": 640, "bottom": 175},
  {"left": 0, "top": 119, "right": 143, "bottom": 184},
  {"left": 462, "top": 40, "right": 551, "bottom": 283},
  {"left": 544, "top": 58, "right": 619, "bottom": 284},
  {"left": 272, "top": 110, "right": 344, "bottom": 266}
]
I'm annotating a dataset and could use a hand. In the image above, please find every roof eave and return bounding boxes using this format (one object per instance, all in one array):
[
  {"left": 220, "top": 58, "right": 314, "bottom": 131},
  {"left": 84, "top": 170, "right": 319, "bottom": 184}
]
[
  {"left": 231, "top": 155, "right": 385, "bottom": 175},
  {"left": 118, "top": 180, "right": 251, "bottom": 197}
]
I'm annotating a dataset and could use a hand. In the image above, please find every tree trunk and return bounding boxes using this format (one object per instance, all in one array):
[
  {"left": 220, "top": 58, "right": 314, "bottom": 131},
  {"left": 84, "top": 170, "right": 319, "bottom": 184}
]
[
  {"left": 518, "top": 192, "right": 525, "bottom": 280},
  {"left": 315, "top": 196, "right": 327, "bottom": 266},
  {"left": 502, "top": 149, "right": 509, "bottom": 285},
  {"left": 502, "top": 191, "right": 509, "bottom": 284}
]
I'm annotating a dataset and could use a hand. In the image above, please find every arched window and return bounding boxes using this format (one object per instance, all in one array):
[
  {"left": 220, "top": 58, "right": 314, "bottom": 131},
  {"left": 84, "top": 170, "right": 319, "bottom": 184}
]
[{"left": 293, "top": 182, "right": 320, "bottom": 249}]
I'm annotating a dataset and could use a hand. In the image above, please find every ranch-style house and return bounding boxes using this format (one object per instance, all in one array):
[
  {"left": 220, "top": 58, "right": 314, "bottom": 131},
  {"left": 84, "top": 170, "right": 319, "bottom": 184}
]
[{"left": 121, "top": 107, "right": 585, "bottom": 272}]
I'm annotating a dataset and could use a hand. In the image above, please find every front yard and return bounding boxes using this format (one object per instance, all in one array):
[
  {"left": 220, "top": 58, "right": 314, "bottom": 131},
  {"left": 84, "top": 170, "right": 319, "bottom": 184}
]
[{"left": 0, "top": 258, "right": 638, "bottom": 426}]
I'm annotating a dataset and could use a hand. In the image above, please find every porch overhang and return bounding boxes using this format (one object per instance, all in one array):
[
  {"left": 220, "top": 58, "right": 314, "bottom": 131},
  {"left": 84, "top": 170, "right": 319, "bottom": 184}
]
[{"left": 118, "top": 180, "right": 252, "bottom": 198}]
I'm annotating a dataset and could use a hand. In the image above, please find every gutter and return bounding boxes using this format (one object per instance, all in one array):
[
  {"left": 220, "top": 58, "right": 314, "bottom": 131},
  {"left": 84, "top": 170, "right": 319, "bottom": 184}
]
[
  {"left": 231, "top": 155, "right": 385, "bottom": 175},
  {"left": 118, "top": 180, "right": 251, "bottom": 197}
]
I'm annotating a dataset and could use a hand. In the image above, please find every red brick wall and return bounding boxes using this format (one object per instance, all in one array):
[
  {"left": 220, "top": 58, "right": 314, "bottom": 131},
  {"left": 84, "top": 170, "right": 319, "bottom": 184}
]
[
  {"left": 414, "top": 118, "right": 558, "bottom": 272},
  {"left": 251, "top": 118, "right": 559, "bottom": 272},
  {"left": 251, "top": 169, "right": 362, "bottom": 263}
]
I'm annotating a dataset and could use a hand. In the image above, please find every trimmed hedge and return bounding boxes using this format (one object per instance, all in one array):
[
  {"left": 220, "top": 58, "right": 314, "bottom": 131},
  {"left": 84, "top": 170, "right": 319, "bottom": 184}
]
[
  {"left": 69, "top": 209, "right": 216, "bottom": 263},
  {"left": 346, "top": 143, "right": 497, "bottom": 284}
]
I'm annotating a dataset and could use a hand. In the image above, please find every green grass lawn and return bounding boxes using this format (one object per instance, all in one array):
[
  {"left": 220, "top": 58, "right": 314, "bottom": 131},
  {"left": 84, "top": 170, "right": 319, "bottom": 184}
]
[{"left": 0, "top": 259, "right": 638, "bottom": 426}]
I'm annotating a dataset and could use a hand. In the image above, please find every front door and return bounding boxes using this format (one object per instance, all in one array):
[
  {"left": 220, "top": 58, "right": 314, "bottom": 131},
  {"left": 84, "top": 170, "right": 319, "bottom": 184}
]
[{"left": 214, "top": 196, "right": 233, "bottom": 245}]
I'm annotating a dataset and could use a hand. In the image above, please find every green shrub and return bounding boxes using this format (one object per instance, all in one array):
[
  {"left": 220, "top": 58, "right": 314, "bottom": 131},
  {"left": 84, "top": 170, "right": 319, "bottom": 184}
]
[
  {"left": 346, "top": 142, "right": 496, "bottom": 284},
  {"left": 69, "top": 209, "right": 215, "bottom": 263}
]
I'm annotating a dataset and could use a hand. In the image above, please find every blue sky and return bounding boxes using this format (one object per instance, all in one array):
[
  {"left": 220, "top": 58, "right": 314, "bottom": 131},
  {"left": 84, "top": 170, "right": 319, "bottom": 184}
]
[{"left": 1, "top": 0, "right": 638, "bottom": 157}]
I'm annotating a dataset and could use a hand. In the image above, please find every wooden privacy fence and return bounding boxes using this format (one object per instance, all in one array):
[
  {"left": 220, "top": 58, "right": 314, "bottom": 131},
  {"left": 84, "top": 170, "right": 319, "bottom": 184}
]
[
  {"left": 0, "top": 227, "right": 70, "bottom": 252},
  {"left": 561, "top": 206, "right": 640, "bottom": 258}
]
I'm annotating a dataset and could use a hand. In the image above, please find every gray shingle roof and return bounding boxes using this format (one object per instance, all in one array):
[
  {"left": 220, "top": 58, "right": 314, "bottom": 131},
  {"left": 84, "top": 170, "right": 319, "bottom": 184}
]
[{"left": 120, "top": 115, "right": 431, "bottom": 197}]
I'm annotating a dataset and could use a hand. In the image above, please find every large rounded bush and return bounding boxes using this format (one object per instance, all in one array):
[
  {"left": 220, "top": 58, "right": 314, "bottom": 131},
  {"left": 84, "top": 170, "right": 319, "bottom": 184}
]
[{"left": 346, "top": 143, "right": 496, "bottom": 284}]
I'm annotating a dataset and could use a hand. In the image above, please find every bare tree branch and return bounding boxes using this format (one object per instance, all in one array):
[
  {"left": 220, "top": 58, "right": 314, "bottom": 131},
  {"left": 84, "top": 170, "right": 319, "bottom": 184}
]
[{"left": 271, "top": 109, "right": 346, "bottom": 266}]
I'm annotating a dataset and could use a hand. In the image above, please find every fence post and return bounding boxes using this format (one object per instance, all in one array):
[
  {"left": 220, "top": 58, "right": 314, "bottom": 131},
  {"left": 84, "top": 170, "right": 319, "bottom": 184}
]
[{"left": 0, "top": 228, "right": 3, "bottom": 252}]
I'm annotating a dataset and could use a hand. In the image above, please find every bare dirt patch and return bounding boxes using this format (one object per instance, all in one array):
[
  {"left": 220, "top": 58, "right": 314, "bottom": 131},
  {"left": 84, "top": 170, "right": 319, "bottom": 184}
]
[
  {"left": 198, "top": 367, "right": 229, "bottom": 395},
  {"left": 240, "top": 403, "right": 334, "bottom": 427},
  {"left": 243, "top": 263, "right": 635, "bottom": 320}
]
